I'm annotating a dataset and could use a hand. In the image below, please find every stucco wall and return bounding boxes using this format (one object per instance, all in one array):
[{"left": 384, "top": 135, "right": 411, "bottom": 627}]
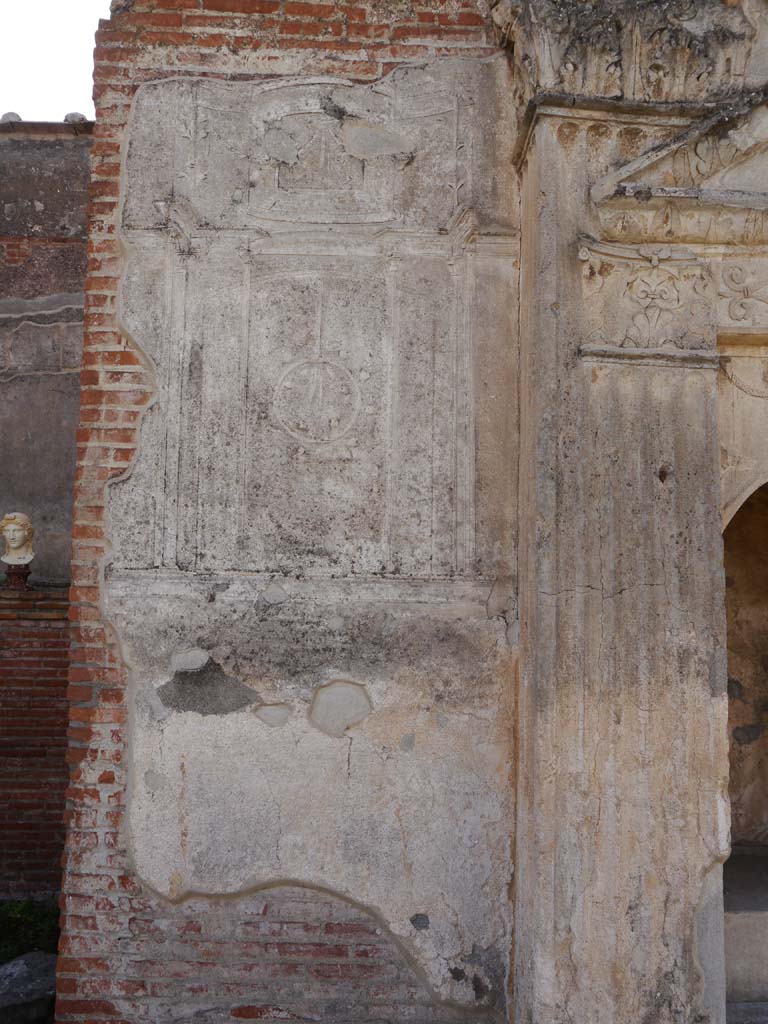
[{"left": 110, "top": 58, "right": 519, "bottom": 1008}]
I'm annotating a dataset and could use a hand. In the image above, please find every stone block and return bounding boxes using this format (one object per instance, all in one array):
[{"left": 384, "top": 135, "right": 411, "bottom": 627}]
[{"left": 0, "top": 953, "right": 56, "bottom": 1024}]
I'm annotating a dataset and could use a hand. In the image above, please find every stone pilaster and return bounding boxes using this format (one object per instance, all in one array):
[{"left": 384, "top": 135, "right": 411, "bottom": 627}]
[
  {"left": 505, "top": 6, "right": 767, "bottom": 1019},
  {"left": 514, "top": 97, "right": 730, "bottom": 1024}
]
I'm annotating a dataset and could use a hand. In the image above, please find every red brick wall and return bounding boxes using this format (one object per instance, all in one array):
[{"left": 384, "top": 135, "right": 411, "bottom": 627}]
[
  {"left": 0, "top": 588, "right": 70, "bottom": 898},
  {"left": 59, "top": 3, "right": 499, "bottom": 1020}
]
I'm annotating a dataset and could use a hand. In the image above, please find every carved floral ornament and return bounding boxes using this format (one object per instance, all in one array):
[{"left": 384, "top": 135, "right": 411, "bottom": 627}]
[
  {"left": 720, "top": 263, "right": 768, "bottom": 323},
  {"left": 578, "top": 242, "right": 716, "bottom": 363},
  {"left": 718, "top": 263, "right": 768, "bottom": 399},
  {"left": 577, "top": 242, "right": 768, "bottom": 394},
  {"left": 623, "top": 261, "right": 682, "bottom": 348},
  {"left": 490, "top": 0, "right": 756, "bottom": 104}
]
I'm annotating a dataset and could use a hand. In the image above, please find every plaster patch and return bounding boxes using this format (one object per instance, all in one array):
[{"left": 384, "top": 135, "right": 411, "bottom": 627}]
[
  {"left": 171, "top": 648, "right": 210, "bottom": 674},
  {"left": 263, "top": 127, "right": 300, "bottom": 167},
  {"left": 309, "top": 680, "right": 373, "bottom": 737},
  {"left": 260, "top": 583, "right": 289, "bottom": 606},
  {"left": 255, "top": 704, "right": 291, "bottom": 727},
  {"left": 342, "top": 120, "right": 414, "bottom": 160}
]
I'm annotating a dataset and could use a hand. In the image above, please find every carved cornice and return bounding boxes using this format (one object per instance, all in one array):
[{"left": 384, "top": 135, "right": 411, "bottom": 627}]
[{"left": 492, "top": 0, "right": 756, "bottom": 106}]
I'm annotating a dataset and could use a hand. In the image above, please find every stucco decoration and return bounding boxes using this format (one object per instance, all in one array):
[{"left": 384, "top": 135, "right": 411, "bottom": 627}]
[
  {"left": 579, "top": 238, "right": 717, "bottom": 365},
  {"left": 1, "top": 512, "right": 35, "bottom": 566},
  {"left": 108, "top": 59, "right": 519, "bottom": 1010},
  {"left": 592, "top": 96, "right": 768, "bottom": 245},
  {"left": 491, "top": 0, "right": 757, "bottom": 108},
  {"left": 582, "top": 96, "right": 768, "bottom": 532}
]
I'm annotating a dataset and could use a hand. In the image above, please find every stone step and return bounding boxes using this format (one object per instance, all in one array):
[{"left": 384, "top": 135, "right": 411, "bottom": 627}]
[
  {"left": 728, "top": 1004, "right": 768, "bottom": 1024},
  {"left": 727, "top": 911, "right": 768, "bottom": 1003},
  {"left": 0, "top": 952, "right": 56, "bottom": 1023},
  {"left": 725, "top": 854, "right": 768, "bottom": 1004}
]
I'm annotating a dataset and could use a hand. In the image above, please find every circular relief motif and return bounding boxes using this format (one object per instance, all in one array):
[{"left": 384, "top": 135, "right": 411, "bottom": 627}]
[{"left": 272, "top": 359, "right": 360, "bottom": 444}]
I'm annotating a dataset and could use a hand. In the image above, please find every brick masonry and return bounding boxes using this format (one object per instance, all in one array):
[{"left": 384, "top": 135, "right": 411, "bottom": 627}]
[
  {"left": 0, "top": 587, "right": 70, "bottom": 898},
  {"left": 58, "top": 2, "right": 500, "bottom": 1020}
]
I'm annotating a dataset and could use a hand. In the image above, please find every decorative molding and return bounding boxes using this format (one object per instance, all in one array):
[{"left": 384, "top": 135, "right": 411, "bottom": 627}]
[
  {"left": 128, "top": 206, "right": 510, "bottom": 263},
  {"left": 591, "top": 93, "right": 768, "bottom": 244},
  {"left": 597, "top": 201, "right": 768, "bottom": 246},
  {"left": 591, "top": 98, "right": 764, "bottom": 204},
  {"left": 580, "top": 344, "right": 719, "bottom": 369},
  {"left": 491, "top": 0, "right": 756, "bottom": 106}
]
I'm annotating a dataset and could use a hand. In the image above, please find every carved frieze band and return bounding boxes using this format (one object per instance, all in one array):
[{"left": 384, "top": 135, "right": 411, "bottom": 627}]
[{"left": 578, "top": 239, "right": 717, "bottom": 367}]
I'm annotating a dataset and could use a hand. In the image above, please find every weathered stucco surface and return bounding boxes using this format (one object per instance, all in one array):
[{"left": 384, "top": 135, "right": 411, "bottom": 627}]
[
  {"left": 720, "top": 329, "right": 768, "bottom": 529},
  {"left": 108, "top": 58, "right": 519, "bottom": 1009},
  {"left": 516, "top": 109, "right": 731, "bottom": 1024}
]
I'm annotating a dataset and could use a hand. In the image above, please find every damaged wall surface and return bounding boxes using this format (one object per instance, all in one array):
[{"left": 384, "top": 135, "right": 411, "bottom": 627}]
[
  {"left": 56, "top": 5, "right": 523, "bottom": 1023},
  {"left": 54, "top": 0, "right": 768, "bottom": 1022},
  {"left": 110, "top": 61, "right": 519, "bottom": 1009}
]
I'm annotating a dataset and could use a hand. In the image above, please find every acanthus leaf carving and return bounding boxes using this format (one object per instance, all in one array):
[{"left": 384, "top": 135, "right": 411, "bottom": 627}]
[{"left": 624, "top": 264, "right": 682, "bottom": 349}]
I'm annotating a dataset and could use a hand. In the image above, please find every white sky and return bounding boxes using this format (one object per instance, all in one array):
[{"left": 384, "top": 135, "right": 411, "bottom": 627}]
[{"left": 0, "top": 0, "right": 112, "bottom": 122}]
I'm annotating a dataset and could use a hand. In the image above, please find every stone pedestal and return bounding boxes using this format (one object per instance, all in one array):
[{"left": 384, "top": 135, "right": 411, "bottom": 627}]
[{"left": 2, "top": 562, "right": 31, "bottom": 591}]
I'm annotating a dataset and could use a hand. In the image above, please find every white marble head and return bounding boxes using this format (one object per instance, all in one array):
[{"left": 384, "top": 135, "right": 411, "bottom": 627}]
[{"left": 1, "top": 512, "right": 35, "bottom": 565}]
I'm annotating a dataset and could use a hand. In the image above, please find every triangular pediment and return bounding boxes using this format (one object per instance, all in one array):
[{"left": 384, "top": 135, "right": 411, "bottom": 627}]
[
  {"left": 594, "top": 99, "right": 768, "bottom": 202},
  {"left": 591, "top": 96, "right": 768, "bottom": 244}
]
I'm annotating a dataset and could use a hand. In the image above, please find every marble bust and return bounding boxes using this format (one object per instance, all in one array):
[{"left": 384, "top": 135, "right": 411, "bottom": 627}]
[{"left": 1, "top": 512, "right": 35, "bottom": 566}]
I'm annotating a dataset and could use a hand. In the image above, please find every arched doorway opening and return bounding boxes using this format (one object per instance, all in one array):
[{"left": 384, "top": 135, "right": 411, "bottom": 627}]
[{"left": 723, "top": 481, "right": 768, "bottom": 1016}]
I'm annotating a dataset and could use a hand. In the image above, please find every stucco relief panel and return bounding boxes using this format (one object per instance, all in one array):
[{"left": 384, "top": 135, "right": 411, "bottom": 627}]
[
  {"left": 113, "top": 241, "right": 486, "bottom": 577},
  {"left": 579, "top": 240, "right": 717, "bottom": 359}
]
